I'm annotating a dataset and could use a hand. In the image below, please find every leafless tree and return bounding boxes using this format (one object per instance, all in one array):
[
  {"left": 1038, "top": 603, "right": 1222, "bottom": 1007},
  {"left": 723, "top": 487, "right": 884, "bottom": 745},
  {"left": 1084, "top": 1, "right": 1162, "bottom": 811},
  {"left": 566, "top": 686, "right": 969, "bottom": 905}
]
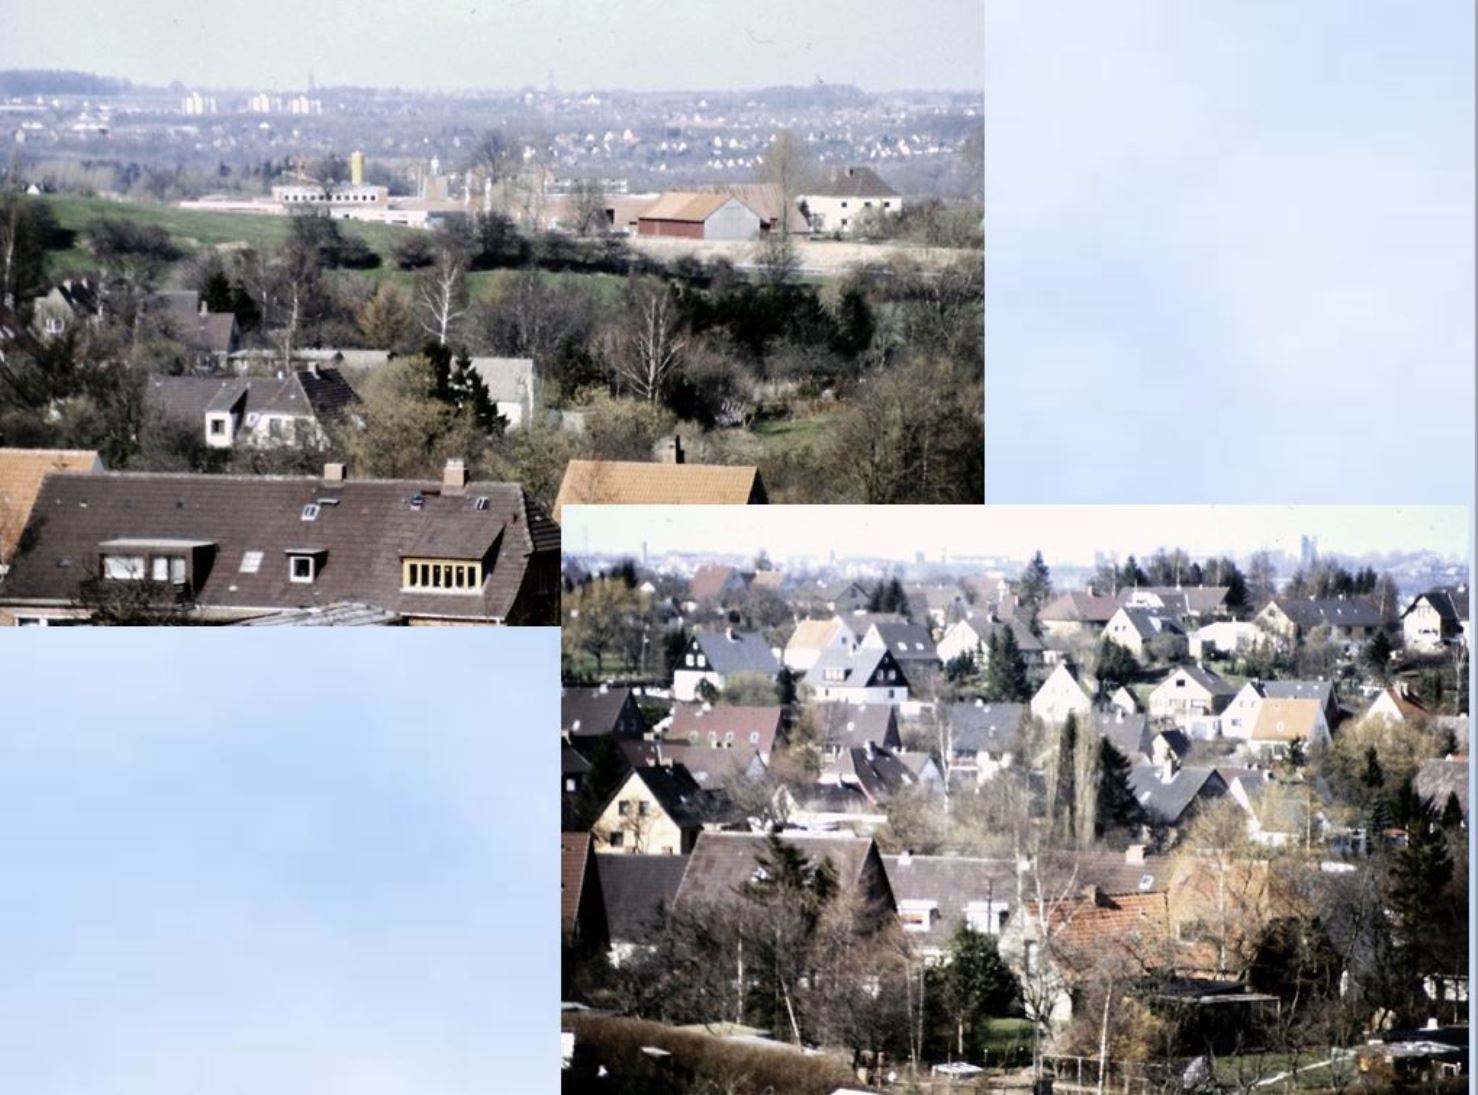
[
  {"left": 416, "top": 246, "right": 468, "bottom": 347},
  {"left": 569, "top": 177, "right": 608, "bottom": 236},
  {"left": 616, "top": 280, "right": 686, "bottom": 403}
]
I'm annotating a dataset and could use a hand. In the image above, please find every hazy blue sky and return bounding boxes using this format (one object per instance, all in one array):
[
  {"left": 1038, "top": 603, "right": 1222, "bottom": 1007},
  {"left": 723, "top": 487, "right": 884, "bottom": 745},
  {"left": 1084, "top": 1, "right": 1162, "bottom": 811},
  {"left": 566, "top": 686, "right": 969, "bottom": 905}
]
[
  {"left": 0, "top": 630, "right": 556, "bottom": 1094},
  {"left": 564, "top": 504, "right": 1470, "bottom": 566},
  {"left": 0, "top": 0, "right": 982, "bottom": 92},
  {"left": 985, "top": 1, "right": 1474, "bottom": 504}
]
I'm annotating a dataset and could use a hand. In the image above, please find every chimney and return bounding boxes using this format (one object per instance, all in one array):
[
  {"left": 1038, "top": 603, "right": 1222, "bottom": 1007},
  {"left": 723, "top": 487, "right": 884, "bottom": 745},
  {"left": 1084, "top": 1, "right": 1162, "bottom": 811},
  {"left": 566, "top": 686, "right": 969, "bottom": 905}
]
[
  {"left": 898, "top": 850, "right": 912, "bottom": 866},
  {"left": 673, "top": 435, "right": 685, "bottom": 465},
  {"left": 1124, "top": 843, "right": 1145, "bottom": 864},
  {"left": 199, "top": 299, "right": 207, "bottom": 316},
  {"left": 1160, "top": 756, "right": 1177, "bottom": 782},
  {"left": 322, "top": 462, "right": 346, "bottom": 482},
  {"left": 1083, "top": 883, "right": 1103, "bottom": 906},
  {"left": 443, "top": 457, "right": 468, "bottom": 495}
]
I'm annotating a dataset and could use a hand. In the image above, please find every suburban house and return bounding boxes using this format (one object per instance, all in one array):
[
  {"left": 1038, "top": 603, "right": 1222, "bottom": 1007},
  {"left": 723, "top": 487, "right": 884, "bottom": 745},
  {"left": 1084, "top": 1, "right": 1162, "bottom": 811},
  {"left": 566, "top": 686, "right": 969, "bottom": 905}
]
[
  {"left": 0, "top": 460, "right": 560, "bottom": 625},
  {"left": 815, "top": 702, "right": 901, "bottom": 756},
  {"left": 467, "top": 357, "right": 539, "bottom": 429},
  {"left": 591, "top": 763, "right": 726, "bottom": 855},
  {"left": 818, "top": 580, "right": 873, "bottom": 615},
  {"left": 595, "top": 853, "right": 688, "bottom": 966},
  {"left": 621, "top": 740, "right": 767, "bottom": 789},
  {"left": 1092, "top": 710, "right": 1154, "bottom": 763},
  {"left": 804, "top": 645, "right": 912, "bottom": 705},
  {"left": 562, "top": 685, "right": 649, "bottom": 741},
  {"left": 1246, "top": 698, "right": 1332, "bottom": 755},
  {"left": 1117, "top": 585, "right": 1230, "bottom": 623},
  {"left": 783, "top": 616, "right": 855, "bottom": 672},
  {"left": 1401, "top": 586, "right": 1469, "bottom": 651},
  {"left": 937, "top": 616, "right": 1045, "bottom": 667},
  {"left": 689, "top": 182, "right": 811, "bottom": 237},
  {"left": 30, "top": 277, "right": 102, "bottom": 340},
  {"left": 908, "top": 584, "right": 971, "bottom": 627},
  {"left": 779, "top": 782, "right": 887, "bottom": 833},
  {"left": 552, "top": 459, "right": 766, "bottom": 523},
  {"left": 687, "top": 563, "right": 747, "bottom": 605},
  {"left": 152, "top": 290, "right": 241, "bottom": 363},
  {"left": 668, "top": 703, "right": 785, "bottom": 761},
  {"left": 1030, "top": 663, "right": 1094, "bottom": 725},
  {"left": 673, "top": 832, "right": 896, "bottom": 931},
  {"left": 860, "top": 619, "right": 939, "bottom": 673},
  {"left": 671, "top": 628, "right": 780, "bottom": 702},
  {"left": 1254, "top": 596, "right": 1383, "bottom": 645},
  {"left": 937, "top": 701, "right": 1029, "bottom": 780},
  {"left": 1226, "top": 776, "right": 1325, "bottom": 848},
  {"left": 1147, "top": 664, "right": 1237, "bottom": 726},
  {"left": 145, "top": 367, "right": 359, "bottom": 450},
  {"left": 1189, "top": 620, "right": 1265, "bottom": 660},
  {"left": 818, "top": 742, "right": 942, "bottom": 805},
  {"left": 562, "top": 742, "right": 592, "bottom": 796},
  {"left": 1109, "top": 686, "right": 1141, "bottom": 715},
  {"left": 1223, "top": 680, "right": 1338, "bottom": 742},
  {"left": 796, "top": 165, "right": 902, "bottom": 235},
  {"left": 1101, "top": 606, "right": 1189, "bottom": 662},
  {"left": 1364, "top": 682, "right": 1433, "bottom": 724},
  {"left": 635, "top": 191, "right": 764, "bottom": 239},
  {"left": 1128, "top": 761, "right": 1228, "bottom": 829},
  {"left": 0, "top": 448, "right": 102, "bottom": 565},
  {"left": 1037, "top": 590, "right": 1120, "bottom": 639},
  {"left": 881, "top": 852, "right": 1017, "bottom": 960}
]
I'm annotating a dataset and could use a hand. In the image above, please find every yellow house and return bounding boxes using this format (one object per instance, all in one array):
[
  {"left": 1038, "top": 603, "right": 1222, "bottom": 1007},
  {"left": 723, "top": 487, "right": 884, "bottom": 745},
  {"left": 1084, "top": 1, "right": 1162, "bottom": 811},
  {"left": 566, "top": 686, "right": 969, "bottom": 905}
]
[{"left": 591, "top": 765, "right": 715, "bottom": 856}]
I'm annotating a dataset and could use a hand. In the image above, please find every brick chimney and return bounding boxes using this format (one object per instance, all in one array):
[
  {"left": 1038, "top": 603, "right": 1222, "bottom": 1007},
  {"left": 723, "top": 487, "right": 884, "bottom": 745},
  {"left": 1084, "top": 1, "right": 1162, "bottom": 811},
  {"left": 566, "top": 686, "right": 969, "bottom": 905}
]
[
  {"left": 443, "top": 457, "right": 468, "bottom": 495},
  {"left": 672, "top": 436, "right": 685, "bottom": 465},
  {"left": 1083, "top": 883, "right": 1103, "bottom": 906},
  {"left": 323, "top": 462, "right": 346, "bottom": 482}
]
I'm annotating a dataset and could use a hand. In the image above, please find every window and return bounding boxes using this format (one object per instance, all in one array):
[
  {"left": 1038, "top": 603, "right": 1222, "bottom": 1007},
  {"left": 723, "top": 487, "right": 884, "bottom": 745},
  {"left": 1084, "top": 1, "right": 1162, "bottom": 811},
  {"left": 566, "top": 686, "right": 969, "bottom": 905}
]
[
  {"left": 685, "top": 653, "right": 696, "bottom": 667},
  {"left": 883, "top": 201, "right": 892, "bottom": 209},
  {"left": 44, "top": 316, "right": 64, "bottom": 335},
  {"left": 564, "top": 778, "right": 576, "bottom": 793},
  {"left": 289, "top": 555, "right": 316, "bottom": 583},
  {"left": 209, "top": 418, "right": 226, "bottom": 436},
  {"left": 103, "top": 554, "right": 145, "bottom": 580},
  {"left": 239, "top": 551, "right": 263, "bottom": 574},
  {"left": 608, "top": 831, "right": 624, "bottom": 847},
  {"left": 268, "top": 417, "right": 283, "bottom": 439},
  {"left": 618, "top": 801, "right": 631, "bottom": 816},
  {"left": 750, "top": 731, "right": 760, "bottom": 743},
  {"left": 301, "top": 503, "right": 320, "bottom": 522},
  {"left": 150, "top": 556, "right": 186, "bottom": 583},
  {"left": 1025, "top": 941, "right": 1040, "bottom": 975},
  {"left": 637, "top": 801, "right": 649, "bottom": 817},
  {"left": 840, "top": 200, "right": 849, "bottom": 209},
  {"left": 402, "top": 559, "right": 483, "bottom": 591}
]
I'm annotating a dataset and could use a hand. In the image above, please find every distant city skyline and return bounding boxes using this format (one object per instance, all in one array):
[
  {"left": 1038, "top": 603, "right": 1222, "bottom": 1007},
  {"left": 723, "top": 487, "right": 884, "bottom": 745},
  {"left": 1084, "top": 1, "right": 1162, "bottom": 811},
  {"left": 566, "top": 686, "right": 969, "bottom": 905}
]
[
  {"left": 563, "top": 505, "right": 1470, "bottom": 568},
  {"left": 0, "top": 1, "right": 983, "bottom": 94}
]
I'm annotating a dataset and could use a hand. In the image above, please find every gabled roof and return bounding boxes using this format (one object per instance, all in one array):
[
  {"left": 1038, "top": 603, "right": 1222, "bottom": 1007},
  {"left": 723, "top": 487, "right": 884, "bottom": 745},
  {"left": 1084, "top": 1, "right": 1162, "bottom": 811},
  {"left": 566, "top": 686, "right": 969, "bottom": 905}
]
[
  {"left": 689, "top": 563, "right": 741, "bottom": 602},
  {"left": 1264, "top": 596, "right": 1383, "bottom": 629},
  {"left": 618, "top": 763, "right": 721, "bottom": 829},
  {"left": 5, "top": 470, "right": 557, "bottom": 621},
  {"left": 563, "top": 686, "right": 643, "bottom": 738},
  {"left": 788, "top": 616, "right": 843, "bottom": 652},
  {"left": 1118, "top": 586, "right": 1229, "bottom": 615},
  {"left": 1027, "top": 890, "right": 1172, "bottom": 960},
  {"left": 1112, "top": 606, "right": 1187, "bottom": 641},
  {"left": 882, "top": 853, "right": 1017, "bottom": 947},
  {"left": 596, "top": 853, "right": 689, "bottom": 944},
  {"left": 1039, "top": 590, "right": 1119, "bottom": 623},
  {"left": 866, "top": 620, "right": 938, "bottom": 662},
  {"left": 692, "top": 629, "right": 780, "bottom": 677},
  {"left": 172, "top": 311, "right": 239, "bottom": 354},
  {"left": 1128, "top": 765, "right": 1226, "bottom": 827},
  {"left": 640, "top": 190, "right": 754, "bottom": 222},
  {"left": 691, "top": 182, "right": 810, "bottom": 234},
  {"left": 815, "top": 702, "right": 898, "bottom": 751},
  {"left": 562, "top": 741, "right": 592, "bottom": 776},
  {"left": 467, "top": 357, "right": 535, "bottom": 404},
  {"left": 803, "top": 165, "right": 900, "bottom": 199},
  {"left": 1404, "top": 586, "right": 1470, "bottom": 624},
  {"left": 941, "top": 701, "right": 1027, "bottom": 755},
  {"left": 805, "top": 644, "right": 908, "bottom": 691},
  {"left": 1251, "top": 698, "right": 1324, "bottom": 742},
  {"left": 553, "top": 460, "right": 765, "bottom": 522},
  {"left": 1093, "top": 711, "right": 1153, "bottom": 761},
  {"left": 674, "top": 832, "right": 890, "bottom": 912},
  {"left": 1371, "top": 683, "right": 1431, "bottom": 722},
  {"left": 843, "top": 743, "right": 925, "bottom": 802},
  {"left": 670, "top": 703, "right": 784, "bottom": 754},
  {"left": 146, "top": 369, "right": 357, "bottom": 427},
  {"left": 562, "top": 832, "right": 597, "bottom": 938},
  {"left": 1251, "top": 679, "right": 1336, "bottom": 708},
  {"left": 0, "top": 447, "right": 102, "bottom": 559},
  {"left": 1157, "top": 663, "right": 1237, "bottom": 698}
]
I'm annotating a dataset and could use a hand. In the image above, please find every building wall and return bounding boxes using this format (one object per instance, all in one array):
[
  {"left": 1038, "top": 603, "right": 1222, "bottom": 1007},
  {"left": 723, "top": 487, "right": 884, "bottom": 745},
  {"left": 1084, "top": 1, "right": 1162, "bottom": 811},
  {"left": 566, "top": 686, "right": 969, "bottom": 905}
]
[
  {"left": 672, "top": 668, "right": 724, "bottom": 702},
  {"left": 801, "top": 193, "right": 902, "bottom": 234},
  {"left": 592, "top": 777, "right": 688, "bottom": 856},
  {"left": 1404, "top": 602, "right": 1449, "bottom": 651},
  {"left": 813, "top": 683, "right": 909, "bottom": 706},
  {"left": 703, "top": 198, "right": 762, "bottom": 241},
  {"left": 637, "top": 218, "right": 704, "bottom": 239},
  {"left": 937, "top": 622, "right": 984, "bottom": 665}
]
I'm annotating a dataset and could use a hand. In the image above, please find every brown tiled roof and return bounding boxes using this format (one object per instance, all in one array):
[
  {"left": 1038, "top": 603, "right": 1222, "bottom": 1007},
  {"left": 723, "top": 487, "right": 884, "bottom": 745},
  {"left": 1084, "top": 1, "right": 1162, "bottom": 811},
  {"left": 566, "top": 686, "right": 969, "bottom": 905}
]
[
  {"left": 804, "top": 166, "right": 900, "bottom": 200},
  {"left": 788, "top": 617, "right": 842, "bottom": 652},
  {"left": 1251, "top": 698, "right": 1323, "bottom": 742},
  {"left": 1039, "top": 591, "right": 1119, "bottom": 623},
  {"left": 3, "top": 470, "right": 558, "bottom": 622},
  {"left": 0, "top": 448, "right": 101, "bottom": 559},
  {"left": 1032, "top": 890, "right": 1171, "bottom": 957},
  {"left": 553, "top": 460, "right": 765, "bottom": 522},
  {"left": 562, "top": 832, "right": 593, "bottom": 937},
  {"left": 639, "top": 191, "right": 743, "bottom": 223},
  {"left": 670, "top": 704, "right": 784, "bottom": 754},
  {"left": 689, "top": 563, "right": 739, "bottom": 602},
  {"left": 675, "top": 832, "right": 891, "bottom": 913}
]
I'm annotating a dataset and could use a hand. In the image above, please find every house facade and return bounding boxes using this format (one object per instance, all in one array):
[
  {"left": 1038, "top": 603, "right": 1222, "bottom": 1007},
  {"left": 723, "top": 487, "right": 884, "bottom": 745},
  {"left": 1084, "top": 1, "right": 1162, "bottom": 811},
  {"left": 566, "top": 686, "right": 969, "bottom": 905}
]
[
  {"left": 1030, "top": 663, "right": 1093, "bottom": 725},
  {"left": 804, "top": 645, "right": 911, "bottom": 705},
  {"left": 1147, "top": 664, "right": 1236, "bottom": 726},
  {"left": 671, "top": 628, "right": 780, "bottom": 702}
]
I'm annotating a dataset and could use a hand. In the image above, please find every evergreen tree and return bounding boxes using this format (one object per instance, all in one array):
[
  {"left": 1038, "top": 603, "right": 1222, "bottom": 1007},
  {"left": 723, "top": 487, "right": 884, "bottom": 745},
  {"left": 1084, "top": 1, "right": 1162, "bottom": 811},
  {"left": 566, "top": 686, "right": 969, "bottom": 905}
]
[
  {"left": 1118, "top": 555, "right": 1149, "bottom": 588},
  {"left": 1440, "top": 792, "right": 1465, "bottom": 830},
  {"left": 1386, "top": 806, "right": 1456, "bottom": 1004},
  {"left": 1018, "top": 551, "right": 1053, "bottom": 623},
  {"left": 447, "top": 346, "right": 507, "bottom": 434},
  {"left": 1095, "top": 637, "right": 1138, "bottom": 693},
  {"left": 1361, "top": 747, "right": 1386, "bottom": 794},
  {"left": 984, "top": 626, "right": 1031, "bottom": 702},
  {"left": 932, "top": 925, "right": 1022, "bottom": 1059},
  {"left": 1361, "top": 631, "right": 1394, "bottom": 681},
  {"left": 1095, "top": 737, "right": 1139, "bottom": 840},
  {"left": 1055, "top": 713, "right": 1078, "bottom": 841}
]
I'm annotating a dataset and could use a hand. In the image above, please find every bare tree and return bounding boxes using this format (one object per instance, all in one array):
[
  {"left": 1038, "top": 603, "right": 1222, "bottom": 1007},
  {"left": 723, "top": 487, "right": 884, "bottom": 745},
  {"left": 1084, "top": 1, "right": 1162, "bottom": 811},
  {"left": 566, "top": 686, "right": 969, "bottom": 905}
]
[
  {"left": 416, "top": 246, "right": 468, "bottom": 347},
  {"left": 616, "top": 280, "right": 686, "bottom": 403},
  {"left": 569, "top": 177, "right": 608, "bottom": 236},
  {"left": 756, "top": 129, "right": 810, "bottom": 240}
]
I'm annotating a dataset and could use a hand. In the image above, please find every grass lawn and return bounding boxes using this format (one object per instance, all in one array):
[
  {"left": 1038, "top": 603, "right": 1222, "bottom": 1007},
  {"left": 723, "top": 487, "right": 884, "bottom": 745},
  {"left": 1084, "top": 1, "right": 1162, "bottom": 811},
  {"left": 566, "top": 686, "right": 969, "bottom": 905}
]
[
  {"left": 1209, "top": 1048, "right": 1356, "bottom": 1090},
  {"left": 980, "top": 1018, "right": 1035, "bottom": 1066}
]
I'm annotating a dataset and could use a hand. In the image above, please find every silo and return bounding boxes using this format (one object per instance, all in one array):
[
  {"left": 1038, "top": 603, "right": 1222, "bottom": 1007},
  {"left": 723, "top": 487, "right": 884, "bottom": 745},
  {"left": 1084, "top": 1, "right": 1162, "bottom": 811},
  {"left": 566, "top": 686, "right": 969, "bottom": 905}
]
[{"left": 350, "top": 150, "right": 365, "bottom": 186}]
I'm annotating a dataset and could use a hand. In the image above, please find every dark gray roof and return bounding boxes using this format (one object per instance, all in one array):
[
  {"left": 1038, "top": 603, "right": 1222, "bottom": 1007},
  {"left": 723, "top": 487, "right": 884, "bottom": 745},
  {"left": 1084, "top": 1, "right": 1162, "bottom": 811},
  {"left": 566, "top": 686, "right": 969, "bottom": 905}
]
[
  {"left": 881, "top": 854, "right": 1017, "bottom": 947},
  {"left": 1116, "top": 606, "right": 1186, "bottom": 641},
  {"left": 816, "top": 703, "right": 899, "bottom": 751},
  {"left": 467, "top": 357, "right": 535, "bottom": 404},
  {"left": 693, "top": 629, "right": 780, "bottom": 676},
  {"left": 844, "top": 743, "right": 925, "bottom": 801},
  {"left": 1092, "top": 711, "right": 1152, "bottom": 760},
  {"left": 562, "top": 687, "right": 644, "bottom": 737},
  {"left": 146, "top": 369, "right": 357, "bottom": 428},
  {"left": 1128, "top": 765, "right": 1227, "bottom": 826},
  {"left": 1268, "top": 597, "right": 1383, "bottom": 629},
  {"left": 940, "top": 701, "right": 1027, "bottom": 754},
  {"left": 1168, "top": 663, "right": 1237, "bottom": 697},
  {"left": 623, "top": 764, "right": 724, "bottom": 829},
  {"left": 866, "top": 621, "right": 938, "bottom": 663},
  {"left": 806, "top": 165, "right": 900, "bottom": 199},
  {"left": 804, "top": 645, "right": 909, "bottom": 690},
  {"left": 562, "top": 741, "right": 593, "bottom": 776},
  {"left": 4, "top": 471, "right": 558, "bottom": 622},
  {"left": 596, "top": 853, "right": 689, "bottom": 944},
  {"left": 674, "top": 832, "right": 890, "bottom": 914},
  {"left": 791, "top": 782, "right": 878, "bottom": 814},
  {"left": 1404, "top": 586, "right": 1470, "bottom": 624},
  {"left": 235, "top": 601, "right": 400, "bottom": 626}
]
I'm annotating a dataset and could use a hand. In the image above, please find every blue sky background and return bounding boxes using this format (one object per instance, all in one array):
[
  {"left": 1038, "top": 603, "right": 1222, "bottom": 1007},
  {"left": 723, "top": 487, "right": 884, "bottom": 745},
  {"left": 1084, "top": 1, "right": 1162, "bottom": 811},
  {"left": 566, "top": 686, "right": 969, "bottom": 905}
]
[
  {"left": 0, "top": 630, "right": 557, "bottom": 1094},
  {"left": 985, "top": 1, "right": 1474, "bottom": 504}
]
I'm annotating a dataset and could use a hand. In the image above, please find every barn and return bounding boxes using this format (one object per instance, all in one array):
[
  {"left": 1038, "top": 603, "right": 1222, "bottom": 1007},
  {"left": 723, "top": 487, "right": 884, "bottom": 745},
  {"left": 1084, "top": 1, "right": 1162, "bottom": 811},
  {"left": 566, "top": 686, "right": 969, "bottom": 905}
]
[{"left": 636, "top": 192, "right": 763, "bottom": 240}]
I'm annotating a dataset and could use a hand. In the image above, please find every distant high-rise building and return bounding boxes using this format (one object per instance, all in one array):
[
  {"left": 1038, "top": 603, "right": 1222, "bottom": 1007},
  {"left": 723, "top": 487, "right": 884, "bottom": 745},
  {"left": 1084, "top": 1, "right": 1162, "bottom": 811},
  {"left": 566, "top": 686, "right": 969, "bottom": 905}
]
[
  {"left": 181, "top": 91, "right": 216, "bottom": 115},
  {"left": 1300, "top": 535, "right": 1319, "bottom": 570}
]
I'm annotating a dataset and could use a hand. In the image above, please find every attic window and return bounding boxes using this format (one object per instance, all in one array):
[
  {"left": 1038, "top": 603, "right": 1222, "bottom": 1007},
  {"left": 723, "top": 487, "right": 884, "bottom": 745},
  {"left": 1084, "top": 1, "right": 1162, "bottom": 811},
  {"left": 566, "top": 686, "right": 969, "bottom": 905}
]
[
  {"left": 289, "top": 554, "right": 318, "bottom": 583},
  {"left": 474, "top": 496, "right": 489, "bottom": 511},
  {"left": 239, "top": 551, "right": 263, "bottom": 574},
  {"left": 409, "top": 493, "right": 425, "bottom": 510},
  {"left": 301, "top": 503, "right": 320, "bottom": 521}
]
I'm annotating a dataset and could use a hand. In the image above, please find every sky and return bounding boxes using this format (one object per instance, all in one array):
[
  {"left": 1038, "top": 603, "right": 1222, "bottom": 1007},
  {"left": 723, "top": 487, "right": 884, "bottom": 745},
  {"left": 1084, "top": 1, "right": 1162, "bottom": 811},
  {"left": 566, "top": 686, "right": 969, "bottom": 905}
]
[
  {"left": 985, "top": 1, "right": 1475, "bottom": 504},
  {"left": 564, "top": 504, "right": 1471, "bottom": 567},
  {"left": 0, "top": 0, "right": 983, "bottom": 93},
  {"left": 0, "top": 629, "right": 557, "bottom": 1094}
]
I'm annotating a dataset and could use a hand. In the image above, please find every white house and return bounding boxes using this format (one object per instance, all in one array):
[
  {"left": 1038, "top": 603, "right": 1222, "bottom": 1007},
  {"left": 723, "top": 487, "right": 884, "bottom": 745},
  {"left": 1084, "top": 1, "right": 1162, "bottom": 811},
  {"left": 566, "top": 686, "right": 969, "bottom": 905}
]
[
  {"left": 796, "top": 166, "right": 902, "bottom": 235},
  {"left": 1029, "top": 663, "right": 1093, "bottom": 725},
  {"left": 804, "top": 646, "right": 911, "bottom": 705},
  {"left": 1147, "top": 664, "right": 1236, "bottom": 726},
  {"left": 671, "top": 628, "right": 781, "bottom": 702}
]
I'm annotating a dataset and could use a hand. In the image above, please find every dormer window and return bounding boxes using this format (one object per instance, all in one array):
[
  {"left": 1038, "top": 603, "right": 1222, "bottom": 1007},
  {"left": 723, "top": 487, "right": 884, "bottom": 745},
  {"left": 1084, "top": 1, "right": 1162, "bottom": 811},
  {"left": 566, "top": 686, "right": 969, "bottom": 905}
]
[
  {"left": 301, "top": 503, "right": 320, "bottom": 521},
  {"left": 402, "top": 558, "right": 483, "bottom": 592},
  {"left": 288, "top": 554, "right": 318, "bottom": 583}
]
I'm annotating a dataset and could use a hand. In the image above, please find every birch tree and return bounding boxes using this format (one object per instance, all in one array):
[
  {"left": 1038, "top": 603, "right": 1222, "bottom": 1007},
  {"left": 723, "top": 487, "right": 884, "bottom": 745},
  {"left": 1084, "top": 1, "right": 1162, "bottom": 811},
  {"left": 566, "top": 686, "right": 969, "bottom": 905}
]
[
  {"left": 416, "top": 246, "right": 468, "bottom": 347},
  {"left": 616, "top": 280, "right": 685, "bottom": 403}
]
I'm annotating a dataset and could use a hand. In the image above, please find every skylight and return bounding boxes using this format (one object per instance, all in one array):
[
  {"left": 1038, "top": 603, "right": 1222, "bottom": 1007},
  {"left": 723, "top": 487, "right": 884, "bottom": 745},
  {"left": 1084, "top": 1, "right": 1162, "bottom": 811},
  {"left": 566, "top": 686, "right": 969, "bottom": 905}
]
[
  {"left": 239, "top": 551, "right": 263, "bottom": 574},
  {"left": 301, "top": 503, "right": 320, "bottom": 521}
]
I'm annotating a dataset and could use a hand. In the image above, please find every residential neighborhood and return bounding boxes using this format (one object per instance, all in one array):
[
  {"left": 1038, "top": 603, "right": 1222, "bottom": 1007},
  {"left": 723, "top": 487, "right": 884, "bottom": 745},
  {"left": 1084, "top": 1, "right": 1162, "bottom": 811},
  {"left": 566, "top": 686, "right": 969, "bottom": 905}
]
[{"left": 561, "top": 508, "right": 1470, "bottom": 1091}]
